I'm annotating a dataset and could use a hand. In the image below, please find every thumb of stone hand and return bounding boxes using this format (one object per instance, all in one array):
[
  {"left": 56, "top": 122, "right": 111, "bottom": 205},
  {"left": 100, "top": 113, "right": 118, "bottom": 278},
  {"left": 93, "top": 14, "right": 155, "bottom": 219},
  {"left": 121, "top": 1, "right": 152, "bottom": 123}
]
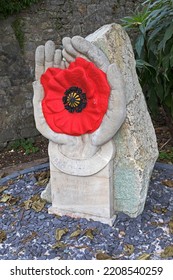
[{"left": 91, "top": 63, "right": 126, "bottom": 146}]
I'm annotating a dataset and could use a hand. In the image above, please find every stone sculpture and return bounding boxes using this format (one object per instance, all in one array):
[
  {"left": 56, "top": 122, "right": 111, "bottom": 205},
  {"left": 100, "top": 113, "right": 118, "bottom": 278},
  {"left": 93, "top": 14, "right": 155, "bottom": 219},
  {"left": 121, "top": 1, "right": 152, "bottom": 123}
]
[{"left": 33, "top": 23, "right": 158, "bottom": 225}]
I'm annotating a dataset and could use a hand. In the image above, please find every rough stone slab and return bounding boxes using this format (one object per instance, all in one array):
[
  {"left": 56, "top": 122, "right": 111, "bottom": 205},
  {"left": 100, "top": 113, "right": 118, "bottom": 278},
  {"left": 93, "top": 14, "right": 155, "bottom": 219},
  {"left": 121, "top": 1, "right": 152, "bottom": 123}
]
[{"left": 87, "top": 23, "right": 159, "bottom": 217}]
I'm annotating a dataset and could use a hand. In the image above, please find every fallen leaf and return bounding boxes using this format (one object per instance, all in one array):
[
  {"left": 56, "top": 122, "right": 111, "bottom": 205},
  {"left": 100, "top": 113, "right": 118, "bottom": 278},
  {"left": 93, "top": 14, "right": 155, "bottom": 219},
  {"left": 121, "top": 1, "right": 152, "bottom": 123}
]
[
  {"left": 162, "top": 180, "right": 173, "bottom": 188},
  {"left": 36, "top": 178, "right": 49, "bottom": 186},
  {"left": 168, "top": 220, "right": 173, "bottom": 234},
  {"left": 55, "top": 228, "right": 68, "bottom": 241},
  {"left": 96, "top": 252, "right": 114, "bottom": 260},
  {"left": 161, "top": 245, "right": 173, "bottom": 258},
  {"left": 70, "top": 229, "right": 81, "bottom": 238},
  {"left": 137, "top": 253, "right": 151, "bottom": 260},
  {"left": 22, "top": 199, "right": 32, "bottom": 210},
  {"left": 124, "top": 244, "right": 134, "bottom": 255},
  {"left": 31, "top": 198, "right": 46, "bottom": 212},
  {"left": 0, "top": 186, "right": 8, "bottom": 193},
  {"left": 8, "top": 196, "right": 20, "bottom": 205},
  {"left": 0, "top": 230, "right": 7, "bottom": 243},
  {"left": 21, "top": 194, "right": 46, "bottom": 212},
  {"left": 52, "top": 241, "right": 67, "bottom": 249},
  {"left": 84, "top": 228, "right": 95, "bottom": 240},
  {"left": 0, "top": 173, "right": 8, "bottom": 179},
  {"left": 35, "top": 171, "right": 50, "bottom": 186},
  {"left": 0, "top": 194, "right": 12, "bottom": 203},
  {"left": 152, "top": 206, "right": 167, "bottom": 214}
]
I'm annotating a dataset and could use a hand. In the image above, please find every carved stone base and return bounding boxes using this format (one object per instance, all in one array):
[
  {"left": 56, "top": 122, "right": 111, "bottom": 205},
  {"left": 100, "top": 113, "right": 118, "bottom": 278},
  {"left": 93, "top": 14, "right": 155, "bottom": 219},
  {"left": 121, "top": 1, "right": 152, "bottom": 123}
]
[{"left": 48, "top": 159, "right": 116, "bottom": 225}]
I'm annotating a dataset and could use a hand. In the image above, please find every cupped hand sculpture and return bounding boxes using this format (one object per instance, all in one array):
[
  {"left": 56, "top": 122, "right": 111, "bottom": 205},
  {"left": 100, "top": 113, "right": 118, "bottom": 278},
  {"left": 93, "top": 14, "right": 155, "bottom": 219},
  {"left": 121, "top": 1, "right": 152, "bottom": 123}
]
[{"left": 33, "top": 36, "right": 126, "bottom": 160}]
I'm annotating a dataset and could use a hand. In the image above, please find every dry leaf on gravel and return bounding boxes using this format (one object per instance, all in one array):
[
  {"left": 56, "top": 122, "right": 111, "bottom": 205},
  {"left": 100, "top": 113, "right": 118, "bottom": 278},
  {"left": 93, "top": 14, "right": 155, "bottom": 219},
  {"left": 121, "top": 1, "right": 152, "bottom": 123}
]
[
  {"left": 162, "top": 180, "right": 173, "bottom": 188},
  {"left": 55, "top": 228, "right": 69, "bottom": 241},
  {"left": 0, "top": 193, "right": 20, "bottom": 205},
  {"left": 52, "top": 241, "right": 67, "bottom": 249},
  {"left": 21, "top": 194, "right": 46, "bottom": 212},
  {"left": 161, "top": 245, "right": 173, "bottom": 258},
  {"left": 152, "top": 206, "right": 167, "bottom": 214},
  {"left": 0, "top": 194, "right": 12, "bottom": 203},
  {"left": 0, "top": 230, "right": 7, "bottom": 243},
  {"left": 168, "top": 220, "right": 173, "bottom": 234},
  {"left": 137, "top": 253, "right": 151, "bottom": 260},
  {"left": 0, "top": 186, "right": 8, "bottom": 194},
  {"left": 70, "top": 229, "right": 82, "bottom": 238},
  {"left": 96, "top": 252, "right": 115, "bottom": 260},
  {"left": 83, "top": 228, "right": 96, "bottom": 240},
  {"left": 124, "top": 244, "right": 135, "bottom": 255},
  {"left": 35, "top": 171, "right": 50, "bottom": 186}
]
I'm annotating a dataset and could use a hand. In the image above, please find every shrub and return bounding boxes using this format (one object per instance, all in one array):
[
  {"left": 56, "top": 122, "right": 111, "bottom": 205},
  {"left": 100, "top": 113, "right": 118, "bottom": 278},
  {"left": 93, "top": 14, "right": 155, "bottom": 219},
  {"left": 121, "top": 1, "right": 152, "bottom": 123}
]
[
  {"left": 121, "top": 0, "right": 173, "bottom": 139},
  {"left": 0, "top": 0, "right": 41, "bottom": 18}
]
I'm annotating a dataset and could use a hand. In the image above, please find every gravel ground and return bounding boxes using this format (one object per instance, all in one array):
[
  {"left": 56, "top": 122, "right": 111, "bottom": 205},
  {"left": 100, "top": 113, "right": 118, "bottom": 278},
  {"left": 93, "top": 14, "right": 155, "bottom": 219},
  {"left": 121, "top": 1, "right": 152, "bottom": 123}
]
[{"left": 0, "top": 163, "right": 173, "bottom": 260}]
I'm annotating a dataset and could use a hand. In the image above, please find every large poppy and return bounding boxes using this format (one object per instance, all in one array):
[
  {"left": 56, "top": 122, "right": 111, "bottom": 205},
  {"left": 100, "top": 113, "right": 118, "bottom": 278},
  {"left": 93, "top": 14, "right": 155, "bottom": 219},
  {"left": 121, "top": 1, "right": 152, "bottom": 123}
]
[{"left": 41, "top": 57, "right": 110, "bottom": 136}]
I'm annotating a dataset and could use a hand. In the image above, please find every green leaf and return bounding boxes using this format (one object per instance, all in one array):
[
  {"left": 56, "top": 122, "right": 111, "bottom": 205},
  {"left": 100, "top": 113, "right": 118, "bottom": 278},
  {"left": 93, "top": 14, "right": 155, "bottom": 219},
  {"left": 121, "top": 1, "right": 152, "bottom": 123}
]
[
  {"left": 148, "top": 22, "right": 170, "bottom": 43},
  {"left": 158, "top": 23, "right": 173, "bottom": 51},
  {"left": 146, "top": 8, "right": 169, "bottom": 31},
  {"left": 155, "top": 80, "right": 164, "bottom": 101},
  {"left": 135, "top": 34, "right": 145, "bottom": 57}
]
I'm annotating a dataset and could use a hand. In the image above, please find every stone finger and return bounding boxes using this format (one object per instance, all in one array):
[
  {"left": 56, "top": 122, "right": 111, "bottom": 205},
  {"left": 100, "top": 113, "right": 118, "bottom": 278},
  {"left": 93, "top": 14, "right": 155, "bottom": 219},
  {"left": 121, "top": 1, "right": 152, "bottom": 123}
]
[
  {"left": 35, "top": 45, "right": 45, "bottom": 80},
  {"left": 62, "top": 37, "right": 79, "bottom": 57},
  {"left": 32, "top": 81, "right": 44, "bottom": 102},
  {"left": 71, "top": 36, "right": 109, "bottom": 72},
  {"left": 45, "top": 40, "right": 55, "bottom": 71},
  {"left": 62, "top": 49, "right": 75, "bottom": 63},
  {"left": 54, "top": 49, "right": 62, "bottom": 68}
]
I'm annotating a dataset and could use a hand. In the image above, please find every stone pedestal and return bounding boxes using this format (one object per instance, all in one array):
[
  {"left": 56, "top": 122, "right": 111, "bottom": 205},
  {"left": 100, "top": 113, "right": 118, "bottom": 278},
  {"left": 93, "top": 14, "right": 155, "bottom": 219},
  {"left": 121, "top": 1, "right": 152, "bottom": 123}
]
[
  {"left": 48, "top": 140, "right": 116, "bottom": 225},
  {"left": 34, "top": 23, "right": 159, "bottom": 224}
]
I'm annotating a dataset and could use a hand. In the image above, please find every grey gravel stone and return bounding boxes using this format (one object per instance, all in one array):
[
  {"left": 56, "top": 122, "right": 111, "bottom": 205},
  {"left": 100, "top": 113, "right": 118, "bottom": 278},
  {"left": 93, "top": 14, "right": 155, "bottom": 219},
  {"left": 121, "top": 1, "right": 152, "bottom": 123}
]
[{"left": 0, "top": 164, "right": 173, "bottom": 260}]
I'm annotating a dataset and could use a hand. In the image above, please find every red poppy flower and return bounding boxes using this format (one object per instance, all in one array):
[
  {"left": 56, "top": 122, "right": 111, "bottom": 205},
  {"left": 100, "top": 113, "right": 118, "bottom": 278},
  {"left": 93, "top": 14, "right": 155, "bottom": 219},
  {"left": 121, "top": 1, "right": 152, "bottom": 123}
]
[{"left": 41, "top": 57, "right": 110, "bottom": 136}]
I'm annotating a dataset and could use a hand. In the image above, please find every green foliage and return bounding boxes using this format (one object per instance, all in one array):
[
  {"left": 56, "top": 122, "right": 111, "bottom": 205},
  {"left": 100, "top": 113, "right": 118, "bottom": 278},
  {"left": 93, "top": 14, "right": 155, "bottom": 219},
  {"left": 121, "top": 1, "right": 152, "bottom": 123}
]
[
  {"left": 0, "top": 0, "right": 41, "bottom": 18},
  {"left": 121, "top": 0, "right": 173, "bottom": 138},
  {"left": 11, "top": 18, "right": 24, "bottom": 51},
  {"left": 10, "top": 138, "right": 39, "bottom": 155},
  {"left": 159, "top": 149, "right": 173, "bottom": 163}
]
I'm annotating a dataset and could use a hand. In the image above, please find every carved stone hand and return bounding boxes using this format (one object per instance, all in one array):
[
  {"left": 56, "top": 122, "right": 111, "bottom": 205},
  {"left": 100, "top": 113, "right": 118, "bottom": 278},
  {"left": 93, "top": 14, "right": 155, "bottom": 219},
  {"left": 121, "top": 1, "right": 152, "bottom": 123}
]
[{"left": 33, "top": 37, "right": 126, "bottom": 159}]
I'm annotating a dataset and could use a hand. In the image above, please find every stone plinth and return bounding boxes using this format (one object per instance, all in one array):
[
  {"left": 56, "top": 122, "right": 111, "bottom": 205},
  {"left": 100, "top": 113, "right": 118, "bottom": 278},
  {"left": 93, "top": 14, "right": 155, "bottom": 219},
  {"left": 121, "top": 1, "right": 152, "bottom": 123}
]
[
  {"left": 86, "top": 23, "right": 159, "bottom": 217},
  {"left": 48, "top": 140, "right": 116, "bottom": 225},
  {"left": 34, "top": 23, "right": 159, "bottom": 224}
]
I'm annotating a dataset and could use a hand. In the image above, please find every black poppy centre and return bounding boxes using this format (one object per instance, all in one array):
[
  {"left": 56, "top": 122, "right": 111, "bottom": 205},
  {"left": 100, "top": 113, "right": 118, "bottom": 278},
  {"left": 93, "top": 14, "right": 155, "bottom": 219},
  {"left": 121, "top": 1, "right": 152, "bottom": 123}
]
[{"left": 62, "top": 86, "right": 87, "bottom": 113}]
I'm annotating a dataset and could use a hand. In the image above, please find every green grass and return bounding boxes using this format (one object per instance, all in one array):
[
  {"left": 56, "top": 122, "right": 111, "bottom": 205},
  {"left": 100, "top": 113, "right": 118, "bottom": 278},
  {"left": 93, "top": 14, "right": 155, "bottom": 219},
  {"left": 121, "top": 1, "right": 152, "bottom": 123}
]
[{"left": 10, "top": 138, "right": 39, "bottom": 155}]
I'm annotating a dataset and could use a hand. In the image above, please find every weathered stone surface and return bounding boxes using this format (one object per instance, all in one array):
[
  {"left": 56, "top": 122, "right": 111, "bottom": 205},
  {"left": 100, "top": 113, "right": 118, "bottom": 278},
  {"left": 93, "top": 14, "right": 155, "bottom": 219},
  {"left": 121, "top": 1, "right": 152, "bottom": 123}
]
[
  {"left": 86, "top": 23, "right": 158, "bottom": 217},
  {"left": 48, "top": 137, "right": 115, "bottom": 176},
  {"left": 48, "top": 159, "right": 116, "bottom": 225}
]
